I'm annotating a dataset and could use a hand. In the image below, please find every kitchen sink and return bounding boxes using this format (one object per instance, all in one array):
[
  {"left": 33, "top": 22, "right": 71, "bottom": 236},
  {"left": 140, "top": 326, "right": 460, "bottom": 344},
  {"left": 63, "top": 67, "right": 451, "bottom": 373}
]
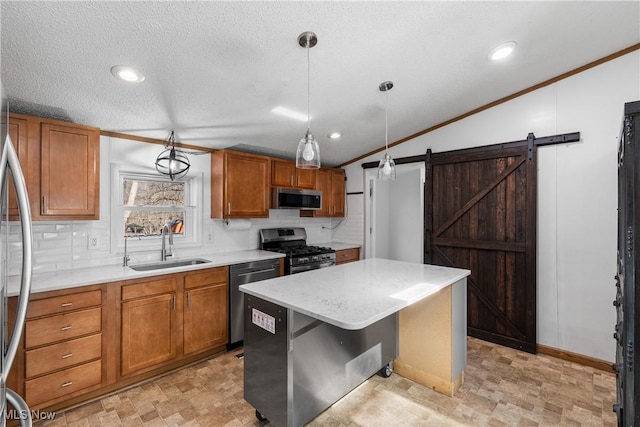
[{"left": 128, "top": 258, "right": 211, "bottom": 271}]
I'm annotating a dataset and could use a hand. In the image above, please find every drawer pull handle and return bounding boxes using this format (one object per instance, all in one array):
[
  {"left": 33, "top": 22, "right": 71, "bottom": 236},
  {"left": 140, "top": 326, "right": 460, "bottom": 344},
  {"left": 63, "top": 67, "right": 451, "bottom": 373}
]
[
  {"left": 60, "top": 326, "right": 72, "bottom": 331},
  {"left": 60, "top": 302, "right": 73, "bottom": 307},
  {"left": 61, "top": 353, "right": 73, "bottom": 359},
  {"left": 61, "top": 382, "right": 73, "bottom": 388}
]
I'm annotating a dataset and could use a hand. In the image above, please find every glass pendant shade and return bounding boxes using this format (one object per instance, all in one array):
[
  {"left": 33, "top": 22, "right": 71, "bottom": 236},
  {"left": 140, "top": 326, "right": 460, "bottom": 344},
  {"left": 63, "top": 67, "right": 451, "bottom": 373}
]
[
  {"left": 296, "top": 130, "right": 321, "bottom": 169},
  {"left": 377, "top": 80, "right": 396, "bottom": 180},
  {"left": 295, "top": 31, "right": 320, "bottom": 169},
  {"left": 377, "top": 152, "right": 396, "bottom": 180},
  {"left": 155, "top": 146, "right": 190, "bottom": 181}
]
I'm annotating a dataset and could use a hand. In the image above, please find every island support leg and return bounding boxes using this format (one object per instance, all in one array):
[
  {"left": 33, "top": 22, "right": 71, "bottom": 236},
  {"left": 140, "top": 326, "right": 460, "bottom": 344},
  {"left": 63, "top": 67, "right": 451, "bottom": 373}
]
[{"left": 394, "top": 277, "right": 467, "bottom": 396}]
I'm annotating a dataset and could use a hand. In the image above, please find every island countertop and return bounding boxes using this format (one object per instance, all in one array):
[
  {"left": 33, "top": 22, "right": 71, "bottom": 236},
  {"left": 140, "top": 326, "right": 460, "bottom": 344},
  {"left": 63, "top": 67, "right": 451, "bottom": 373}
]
[{"left": 239, "top": 258, "right": 470, "bottom": 330}]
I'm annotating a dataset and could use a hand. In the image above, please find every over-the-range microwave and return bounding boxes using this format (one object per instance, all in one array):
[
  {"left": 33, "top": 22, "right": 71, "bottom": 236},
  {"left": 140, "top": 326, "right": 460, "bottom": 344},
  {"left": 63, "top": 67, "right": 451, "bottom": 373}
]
[{"left": 272, "top": 187, "right": 322, "bottom": 210}]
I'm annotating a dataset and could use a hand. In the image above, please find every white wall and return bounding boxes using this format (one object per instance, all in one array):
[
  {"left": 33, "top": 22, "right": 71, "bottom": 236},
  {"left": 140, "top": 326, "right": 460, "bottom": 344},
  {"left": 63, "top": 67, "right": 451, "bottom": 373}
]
[
  {"left": 10, "top": 137, "right": 333, "bottom": 275},
  {"left": 338, "top": 51, "right": 640, "bottom": 362}
]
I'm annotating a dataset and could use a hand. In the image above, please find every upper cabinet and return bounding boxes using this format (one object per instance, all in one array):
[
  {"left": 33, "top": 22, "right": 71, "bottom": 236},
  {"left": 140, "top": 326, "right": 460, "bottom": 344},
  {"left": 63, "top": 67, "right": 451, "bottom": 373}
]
[
  {"left": 271, "top": 158, "right": 316, "bottom": 189},
  {"left": 302, "top": 167, "right": 345, "bottom": 217},
  {"left": 211, "top": 150, "right": 270, "bottom": 218},
  {"left": 9, "top": 113, "right": 100, "bottom": 221},
  {"left": 7, "top": 114, "right": 28, "bottom": 220},
  {"left": 40, "top": 121, "right": 100, "bottom": 219}
]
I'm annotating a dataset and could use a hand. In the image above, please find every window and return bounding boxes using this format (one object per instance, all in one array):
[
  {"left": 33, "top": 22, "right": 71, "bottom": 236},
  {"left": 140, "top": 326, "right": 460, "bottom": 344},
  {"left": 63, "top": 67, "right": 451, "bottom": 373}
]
[
  {"left": 112, "top": 167, "right": 201, "bottom": 251},
  {"left": 122, "top": 178, "right": 186, "bottom": 237}
]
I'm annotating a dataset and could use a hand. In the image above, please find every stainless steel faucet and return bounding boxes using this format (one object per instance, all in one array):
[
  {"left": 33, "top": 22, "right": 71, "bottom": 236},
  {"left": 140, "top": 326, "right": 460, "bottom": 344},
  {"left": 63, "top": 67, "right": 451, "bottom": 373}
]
[{"left": 161, "top": 223, "right": 173, "bottom": 261}]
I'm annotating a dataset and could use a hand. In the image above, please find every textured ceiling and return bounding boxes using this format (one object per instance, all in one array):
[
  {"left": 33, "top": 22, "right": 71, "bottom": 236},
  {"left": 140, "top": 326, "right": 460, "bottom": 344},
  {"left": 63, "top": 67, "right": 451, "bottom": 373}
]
[{"left": 1, "top": 1, "right": 639, "bottom": 167}]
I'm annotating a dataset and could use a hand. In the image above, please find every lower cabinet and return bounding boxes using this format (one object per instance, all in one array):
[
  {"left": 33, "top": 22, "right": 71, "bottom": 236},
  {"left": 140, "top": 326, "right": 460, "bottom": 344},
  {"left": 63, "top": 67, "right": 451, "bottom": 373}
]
[
  {"left": 120, "top": 277, "right": 178, "bottom": 376},
  {"left": 335, "top": 248, "right": 360, "bottom": 265},
  {"left": 183, "top": 267, "right": 228, "bottom": 356},
  {"left": 22, "top": 288, "right": 105, "bottom": 408},
  {"left": 119, "top": 267, "right": 229, "bottom": 378},
  {"left": 11, "top": 266, "right": 230, "bottom": 414}
]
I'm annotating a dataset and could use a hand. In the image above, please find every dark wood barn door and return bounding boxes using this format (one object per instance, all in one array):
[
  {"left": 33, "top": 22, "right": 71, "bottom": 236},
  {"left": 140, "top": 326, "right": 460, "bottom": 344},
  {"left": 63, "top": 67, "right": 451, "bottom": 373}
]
[{"left": 425, "top": 142, "right": 537, "bottom": 353}]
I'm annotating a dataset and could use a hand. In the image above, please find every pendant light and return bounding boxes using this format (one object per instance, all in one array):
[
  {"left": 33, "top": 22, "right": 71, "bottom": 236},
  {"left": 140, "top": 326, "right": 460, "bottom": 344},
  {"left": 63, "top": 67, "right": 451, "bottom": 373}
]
[
  {"left": 295, "top": 31, "right": 321, "bottom": 169},
  {"left": 155, "top": 130, "right": 190, "bottom": 181},
  {"left": 377, "top": 81, "right": 396, "bottom": 180}
]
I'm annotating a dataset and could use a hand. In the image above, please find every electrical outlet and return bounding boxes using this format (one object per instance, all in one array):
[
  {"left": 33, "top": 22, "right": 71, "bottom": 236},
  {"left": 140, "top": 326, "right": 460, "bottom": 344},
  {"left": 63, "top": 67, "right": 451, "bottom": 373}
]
[{"left": 88, "top": 234, "right": 99, "bottom": 250}]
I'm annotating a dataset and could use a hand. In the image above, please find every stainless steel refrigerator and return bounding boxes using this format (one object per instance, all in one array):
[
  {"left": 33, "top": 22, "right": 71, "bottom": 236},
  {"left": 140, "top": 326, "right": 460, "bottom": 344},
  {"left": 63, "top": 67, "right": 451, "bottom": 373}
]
[{"left": 0, "top": 81, "right": 33, "bottom": 426}]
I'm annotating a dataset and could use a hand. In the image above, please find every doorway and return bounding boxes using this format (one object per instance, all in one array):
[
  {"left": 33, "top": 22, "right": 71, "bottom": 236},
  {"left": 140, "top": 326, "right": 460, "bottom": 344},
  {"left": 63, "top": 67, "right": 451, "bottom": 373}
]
[{"left": 365, "top": 163, "right": 425, "bottom": 263}]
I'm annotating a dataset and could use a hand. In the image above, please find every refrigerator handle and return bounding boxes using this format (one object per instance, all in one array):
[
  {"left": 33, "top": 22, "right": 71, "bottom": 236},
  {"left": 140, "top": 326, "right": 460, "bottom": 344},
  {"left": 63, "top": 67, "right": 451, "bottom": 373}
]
[
  {"left": 6, "top": 388, "right": 32, "bottom": 426},
  {"left": 1, "top": 134, "right": 33, "bottom": 378}
]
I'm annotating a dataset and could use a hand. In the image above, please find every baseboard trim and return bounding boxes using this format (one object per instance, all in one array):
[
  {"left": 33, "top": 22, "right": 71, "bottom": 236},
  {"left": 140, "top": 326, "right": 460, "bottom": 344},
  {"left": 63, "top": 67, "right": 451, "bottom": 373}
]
[{"left": 537, "top": 344, "right": 613, "bottom": 372}]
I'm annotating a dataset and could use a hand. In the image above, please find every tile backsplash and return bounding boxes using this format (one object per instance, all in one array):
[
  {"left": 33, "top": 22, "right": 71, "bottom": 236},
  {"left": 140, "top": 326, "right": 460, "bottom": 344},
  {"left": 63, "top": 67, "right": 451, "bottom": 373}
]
[{"left": 7, "top": 208, "right": 346, "bottom": 275}]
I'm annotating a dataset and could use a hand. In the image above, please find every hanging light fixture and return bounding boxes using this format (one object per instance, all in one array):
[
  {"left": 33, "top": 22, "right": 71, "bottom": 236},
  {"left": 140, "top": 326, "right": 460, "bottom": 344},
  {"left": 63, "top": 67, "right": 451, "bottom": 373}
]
[
  {"left": 377, "top": 81, "right": 396, "bottom": 180},
  {"left": 295, "top": 31, "right": 321, "bottom": 169},
  {"left": 155, "top": 130, "right": 190, "bottom": 181}
]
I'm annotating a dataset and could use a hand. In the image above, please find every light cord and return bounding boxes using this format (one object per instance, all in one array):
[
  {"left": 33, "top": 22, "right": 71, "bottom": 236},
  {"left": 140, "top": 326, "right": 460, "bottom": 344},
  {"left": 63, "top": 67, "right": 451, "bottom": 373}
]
[
  {"left": 307, "top": 34, "right": 311, "bottom": 134},
  {"left": 385, "top": 88, "right": 389, "bottom": 151}
]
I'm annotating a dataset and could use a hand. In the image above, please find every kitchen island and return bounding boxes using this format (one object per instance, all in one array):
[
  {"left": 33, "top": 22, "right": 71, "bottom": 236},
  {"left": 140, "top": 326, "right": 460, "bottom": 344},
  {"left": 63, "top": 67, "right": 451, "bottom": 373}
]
[{"left": 239, "top": 258, "right": 470, "bottom": 426}]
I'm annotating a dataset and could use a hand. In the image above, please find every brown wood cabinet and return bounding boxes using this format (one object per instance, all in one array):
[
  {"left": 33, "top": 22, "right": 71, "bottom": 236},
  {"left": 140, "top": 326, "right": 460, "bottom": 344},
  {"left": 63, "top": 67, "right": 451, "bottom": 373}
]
[
  {"left": 271, "top": 158, "right": 316, "bottom": 189},
  {"left": 40, "top": 121, "right": 99, "bottom": 218},
  {"left": 120, "top": 277, "right": 178, "bottom": 377},
  {"left": 119, "top": 268, "right": 229, "bottom": 378},
  {"left": 302, "top": 167, "right": 346, "bottom": 217},
  {"left": 22, "top": 288, "right": 104, "bottom": 408},
  {"left": 8, "top": 266, "right": 231, "bottom": 414},
  {"left": 183, "top": 267, "right": 228, "bottom": 355},
  {"left": 211, "top": 150, "right": 270, "bottom": 218},
  {"left": 335, "top": 248, "right": 360, "bottom": 265},
  {"left": 7, "top": 114, "right": 28, "bottom": 220},
  {"left": 8, "top": 113, "right": 100, "bottom": 221}
]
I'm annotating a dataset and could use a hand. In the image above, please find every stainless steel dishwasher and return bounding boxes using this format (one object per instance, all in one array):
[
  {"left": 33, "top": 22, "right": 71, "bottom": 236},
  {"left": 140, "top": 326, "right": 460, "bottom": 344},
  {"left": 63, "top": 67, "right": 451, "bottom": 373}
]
[{"left": 228, "top": 258, "right": 281, "bottom": 349}]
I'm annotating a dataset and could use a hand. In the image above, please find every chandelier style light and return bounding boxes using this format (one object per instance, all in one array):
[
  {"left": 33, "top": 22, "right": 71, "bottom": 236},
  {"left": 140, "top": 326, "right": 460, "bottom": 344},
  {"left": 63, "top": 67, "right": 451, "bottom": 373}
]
[
  {"left": 155, "top": 130, "right": 190, "bottom": 181},
  {"left": 377, "top": 81, "right": 396, "bottom": 180},
  {"left": 295, "top": 31, "right": 321, "bottom": 169}
]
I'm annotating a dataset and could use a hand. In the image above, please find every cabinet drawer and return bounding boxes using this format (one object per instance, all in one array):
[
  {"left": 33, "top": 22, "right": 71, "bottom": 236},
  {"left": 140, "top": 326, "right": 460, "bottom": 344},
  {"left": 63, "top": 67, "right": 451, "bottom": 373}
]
[
  {"left": 25, "top": 359, "right": 102, "bottom": 406},
  {"left": 27, "top": 290, "right": 101, "bottom": 319},
  {"left": 185, "top": 267, "right": 227, "bottom": 289},
  {"left": 122, "top": 277, "right": 176, "bottom": 301},
  {"left": 25, "top": 307, "right": 102, "bottom": 348},
  {"left": 336, "top": 248, "right": 360, "bottom": 264},
  {"left": 26, "top": 333, "right": 102, "bottom": 378}
]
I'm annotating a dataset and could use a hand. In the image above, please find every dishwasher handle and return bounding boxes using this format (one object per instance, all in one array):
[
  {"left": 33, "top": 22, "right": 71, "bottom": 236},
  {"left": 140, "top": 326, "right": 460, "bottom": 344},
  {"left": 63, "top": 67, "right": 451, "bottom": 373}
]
[{"left": 237, "top": 267, "right": 277, "bottom": 277}]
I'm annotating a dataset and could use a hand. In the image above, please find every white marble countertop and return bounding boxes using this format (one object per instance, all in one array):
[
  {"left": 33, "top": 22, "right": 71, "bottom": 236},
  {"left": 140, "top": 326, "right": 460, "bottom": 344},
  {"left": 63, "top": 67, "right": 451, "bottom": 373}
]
[
  {"left": 8, "top": 250, "right": 284, "bottom": 297},
  {"left": 240, "top": 258, "right": 470, "bottom": 330}
]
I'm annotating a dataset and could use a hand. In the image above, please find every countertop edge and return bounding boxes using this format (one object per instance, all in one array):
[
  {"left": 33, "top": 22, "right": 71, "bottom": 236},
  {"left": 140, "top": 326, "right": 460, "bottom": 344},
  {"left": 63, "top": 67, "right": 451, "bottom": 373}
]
[
  {"left": 240, "top": 259, "right": 470, "bottom": 330},
  {"left": 8, "top": 250, "right": 285, "bottom": 297}
]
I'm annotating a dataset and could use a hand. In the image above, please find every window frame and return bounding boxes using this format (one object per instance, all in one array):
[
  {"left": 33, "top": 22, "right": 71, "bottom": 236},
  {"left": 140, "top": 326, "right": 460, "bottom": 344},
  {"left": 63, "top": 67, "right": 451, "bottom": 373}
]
[{"left": 110, "top": 164, "right": 202, "bottom": 254}]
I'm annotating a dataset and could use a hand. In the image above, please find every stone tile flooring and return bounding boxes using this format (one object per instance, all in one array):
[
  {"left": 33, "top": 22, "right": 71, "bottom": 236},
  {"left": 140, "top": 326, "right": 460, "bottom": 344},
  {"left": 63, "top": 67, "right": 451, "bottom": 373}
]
[{"left": 34, "top": 338, "right": 617, "bottom": 426}]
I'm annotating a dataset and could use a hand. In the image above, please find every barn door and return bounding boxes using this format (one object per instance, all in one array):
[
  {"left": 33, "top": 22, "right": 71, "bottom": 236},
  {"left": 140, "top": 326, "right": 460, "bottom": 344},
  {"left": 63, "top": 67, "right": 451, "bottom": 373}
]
[{"left": 426, "top": 141, "right": 537, "bottom": 353}]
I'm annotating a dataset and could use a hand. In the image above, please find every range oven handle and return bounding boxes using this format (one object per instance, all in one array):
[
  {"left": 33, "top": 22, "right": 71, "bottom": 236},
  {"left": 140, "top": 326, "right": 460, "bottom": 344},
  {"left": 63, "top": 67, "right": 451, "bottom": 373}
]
[{"left": 291, "top": 260, "right": 336, "bottom": 274}]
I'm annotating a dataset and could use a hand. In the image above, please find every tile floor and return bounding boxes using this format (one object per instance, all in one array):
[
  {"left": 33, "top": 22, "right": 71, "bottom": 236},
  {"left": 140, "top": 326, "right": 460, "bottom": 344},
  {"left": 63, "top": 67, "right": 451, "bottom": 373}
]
[{"left": 33, "top": 337, "right": 617, "bottom": 426}]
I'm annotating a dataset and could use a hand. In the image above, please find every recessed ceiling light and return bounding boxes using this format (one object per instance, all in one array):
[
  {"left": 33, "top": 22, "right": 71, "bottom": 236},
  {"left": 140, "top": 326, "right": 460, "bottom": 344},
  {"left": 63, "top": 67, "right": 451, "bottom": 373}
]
[
  {"left": 488, "top": 41, "right": 517, "bottom": 61},
  {"left": 110, "top": 65, "right": 145, "bottom": 83},
  {"left": 271, "top": 106, "right": 309, "bottom": 122},
  {"left": 328, "top": 132, "right": 341, "bottom": 140}
]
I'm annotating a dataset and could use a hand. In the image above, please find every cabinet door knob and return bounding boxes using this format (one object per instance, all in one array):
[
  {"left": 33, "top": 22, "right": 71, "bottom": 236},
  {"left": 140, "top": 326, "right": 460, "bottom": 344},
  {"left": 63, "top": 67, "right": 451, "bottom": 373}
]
[
  {"left": 61, "top": 353, "right": 73, "bottom": 359},
  {"left": 60, "top": 302, "right": 73, "bottom": 307},
  {"left": 61, "top": 382, "right": 73, "bottom": 388},
  {"left": 60, "top": 325, "right": 72, "bottom": 331}
]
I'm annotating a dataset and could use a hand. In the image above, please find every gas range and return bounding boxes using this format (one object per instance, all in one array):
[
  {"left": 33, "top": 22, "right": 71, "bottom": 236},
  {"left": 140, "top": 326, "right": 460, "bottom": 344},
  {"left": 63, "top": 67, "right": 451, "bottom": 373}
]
[{"left": 259, "top": 228, "right": 336, "bottom": 274}]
